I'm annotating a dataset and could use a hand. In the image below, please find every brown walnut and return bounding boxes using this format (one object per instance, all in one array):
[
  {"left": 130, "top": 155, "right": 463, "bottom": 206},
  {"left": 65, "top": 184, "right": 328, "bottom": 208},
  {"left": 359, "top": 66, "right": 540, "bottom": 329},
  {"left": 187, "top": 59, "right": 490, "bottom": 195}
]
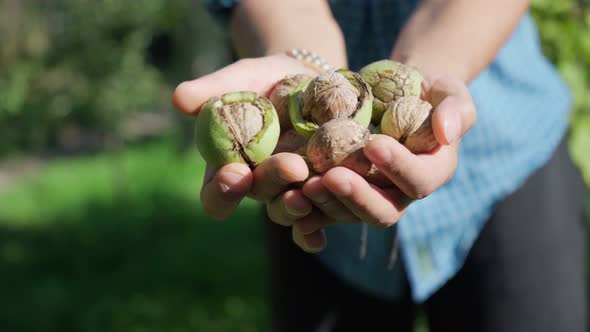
[
  {"left": 306, "top": 119, "right": 389, "bottom": 187},
  {"left": 269, "top": 74, "right": 311, "bottom": 131},
  {"left": 302, "top": 71, "right": 360, "bottom": 126},
  {"left": 273, "top": 129, "right": 308, "bottom": 155},
  {"left": 307, "top": 118, "right": 369, "bottom": 173},
  {"left": 218, "top": 102, "right": 263, "bottom": 146},
  {"left": 380, "top": 96, "right": 438, "bottom": 153}
]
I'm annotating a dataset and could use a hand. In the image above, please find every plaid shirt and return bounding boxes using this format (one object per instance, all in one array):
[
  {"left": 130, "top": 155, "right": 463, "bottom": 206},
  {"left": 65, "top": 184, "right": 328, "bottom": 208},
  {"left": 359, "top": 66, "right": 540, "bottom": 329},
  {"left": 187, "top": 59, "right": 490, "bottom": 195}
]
[{"left": 207, "top": 0, "right": 572, "bottom": 302}]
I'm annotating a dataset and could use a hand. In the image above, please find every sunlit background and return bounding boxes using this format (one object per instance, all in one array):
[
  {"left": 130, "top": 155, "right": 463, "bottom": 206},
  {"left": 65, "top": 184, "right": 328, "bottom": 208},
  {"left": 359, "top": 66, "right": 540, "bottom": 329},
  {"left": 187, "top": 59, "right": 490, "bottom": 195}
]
[{"left": 0, "top": 1, "right": 589, "bottom": 331}]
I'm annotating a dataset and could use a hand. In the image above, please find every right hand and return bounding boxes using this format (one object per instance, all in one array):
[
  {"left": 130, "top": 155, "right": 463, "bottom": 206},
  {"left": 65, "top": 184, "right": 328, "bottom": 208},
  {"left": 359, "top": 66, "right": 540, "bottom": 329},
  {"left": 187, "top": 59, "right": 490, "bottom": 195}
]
[{"left": 173, "top": 55, "right": 327, "bottom": 252}]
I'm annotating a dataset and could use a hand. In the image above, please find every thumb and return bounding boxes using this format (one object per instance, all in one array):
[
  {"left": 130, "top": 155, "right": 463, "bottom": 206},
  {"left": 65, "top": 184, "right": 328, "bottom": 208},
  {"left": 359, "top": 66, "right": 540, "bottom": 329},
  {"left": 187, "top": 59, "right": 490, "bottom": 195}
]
[
  {"left": 429, "top": 77, "right": 477, "bottom": 145},
  {"left": 172, "top": 55, "right": 315, "bottom": 115}
]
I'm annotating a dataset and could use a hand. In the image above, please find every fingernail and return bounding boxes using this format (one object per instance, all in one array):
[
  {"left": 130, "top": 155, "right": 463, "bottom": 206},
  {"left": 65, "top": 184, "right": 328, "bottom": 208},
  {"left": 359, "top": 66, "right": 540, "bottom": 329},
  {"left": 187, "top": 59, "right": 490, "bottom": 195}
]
[
  {"left": 443, "top": 110, "right": 461, "bottom": 144},
  {"left": 365, "top": 139, "right": 391, "bottom": 165},
  {"left": 304, "top": 231, "right": 327, "bottom": 252},
  {"left": 218, "top": 170, "right": 249, "bottom": 196},
  {"left": 285, "top": 205, "right": 309, "bottom": 218},
  {"left": 294, "top": 219, "right": 317, "bottom": 235},
  {"left": 284, "top": 191, "right": 311, "bottom": 217},
  {"left": 309, "top": 190, "right": 332, "bottom": 205}
]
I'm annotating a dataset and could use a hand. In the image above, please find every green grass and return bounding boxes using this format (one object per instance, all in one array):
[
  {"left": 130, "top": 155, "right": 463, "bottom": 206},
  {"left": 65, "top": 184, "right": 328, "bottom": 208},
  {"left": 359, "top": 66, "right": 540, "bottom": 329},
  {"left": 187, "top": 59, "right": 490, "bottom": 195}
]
[{"left": 0, "top": 140, "right": 270, "bottom": 332}]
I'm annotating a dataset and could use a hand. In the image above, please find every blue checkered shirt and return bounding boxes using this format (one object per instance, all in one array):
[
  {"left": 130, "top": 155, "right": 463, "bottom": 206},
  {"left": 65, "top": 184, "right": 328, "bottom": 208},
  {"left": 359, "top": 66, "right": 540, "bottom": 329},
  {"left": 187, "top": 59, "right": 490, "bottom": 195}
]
[{"left": 207, "top": 0, "right": 573, "bottom": 302}]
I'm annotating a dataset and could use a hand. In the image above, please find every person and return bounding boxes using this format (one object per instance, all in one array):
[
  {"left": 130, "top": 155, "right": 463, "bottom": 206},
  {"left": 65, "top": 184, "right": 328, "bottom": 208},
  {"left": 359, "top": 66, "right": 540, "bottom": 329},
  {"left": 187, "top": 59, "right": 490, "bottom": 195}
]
[{"left": 172, "top": 1, "right": 588, "bottom": 331}]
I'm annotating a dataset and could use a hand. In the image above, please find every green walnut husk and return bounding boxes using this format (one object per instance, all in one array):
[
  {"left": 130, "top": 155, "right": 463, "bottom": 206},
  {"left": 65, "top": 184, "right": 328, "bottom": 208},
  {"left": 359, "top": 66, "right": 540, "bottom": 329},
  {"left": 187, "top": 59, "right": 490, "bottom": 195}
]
[
  {"left": 359, "top": 60, "right": 423, "bottom": 124},
  {"left": 195, "top": 91, "right": 280, "bottom": 167},
  {"left": 289, "top": 69, "right": 373, "bottom": 139}
]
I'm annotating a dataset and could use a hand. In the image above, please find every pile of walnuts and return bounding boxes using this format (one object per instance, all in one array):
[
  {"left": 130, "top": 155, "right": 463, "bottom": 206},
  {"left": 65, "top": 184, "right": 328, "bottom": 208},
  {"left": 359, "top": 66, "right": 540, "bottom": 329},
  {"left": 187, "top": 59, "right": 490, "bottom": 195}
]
[{"left": 195, "top": 60, "right": 437, "bottom": 182}]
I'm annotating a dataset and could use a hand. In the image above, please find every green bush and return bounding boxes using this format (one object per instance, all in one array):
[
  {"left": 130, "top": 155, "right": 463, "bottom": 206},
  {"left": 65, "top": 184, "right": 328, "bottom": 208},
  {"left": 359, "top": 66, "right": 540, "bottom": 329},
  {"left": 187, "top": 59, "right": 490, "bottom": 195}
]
[
  {"left": 532, "top": 0, "right": 590, "bottom": 115},
  {"left": 0, "top": 0, "right": 228, "bottom": 155},
  {"left": 531, "top": 0, "right": 590, "bottom": 181}
]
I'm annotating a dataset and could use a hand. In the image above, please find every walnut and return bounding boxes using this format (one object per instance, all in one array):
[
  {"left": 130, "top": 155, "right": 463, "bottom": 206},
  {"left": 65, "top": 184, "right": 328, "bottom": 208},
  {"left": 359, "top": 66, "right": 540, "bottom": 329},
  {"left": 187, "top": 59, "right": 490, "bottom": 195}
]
[
  {"left": 360, "top": 60, "right": 423, "bottom": 124},
  {"left": 307, "top": 118, "right": 369, "bottom": 173},
  {"left": 195, "top": 91, "right": 280, "bottom": 167},
  {"left": 380, "top": 96, "right": 437, "bottom": 153},
  {"left": 289, "top": 70, "right": 373, "bottom": 138},
  {"left": 269, "top": 74, "right": 311, "bottom": 131},
  {"left": 273, "top": 129, "right": 308, "bottom": 155},
  {"left": 302, "top": 71, "right": 359, "bottom": 126}
]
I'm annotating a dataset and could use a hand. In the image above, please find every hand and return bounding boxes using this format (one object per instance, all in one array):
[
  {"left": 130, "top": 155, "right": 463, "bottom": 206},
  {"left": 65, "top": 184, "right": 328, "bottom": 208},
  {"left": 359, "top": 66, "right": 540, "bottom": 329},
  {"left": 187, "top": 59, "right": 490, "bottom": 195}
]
[
  {"left": 172, "top": 55, "right": 325, "bottom": 251},
  {"left": 295, "top": 73, "right": 477, "bottom": 248}
]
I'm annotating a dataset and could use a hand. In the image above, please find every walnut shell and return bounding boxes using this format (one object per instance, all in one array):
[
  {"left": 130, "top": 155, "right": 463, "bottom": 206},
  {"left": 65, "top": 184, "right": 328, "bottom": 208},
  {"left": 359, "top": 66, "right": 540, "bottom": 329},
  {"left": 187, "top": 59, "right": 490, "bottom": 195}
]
[
  {"left": 307, "top": 118, "right": 369, "bottom": 173},
  {"left": 302, "top": 71, "right": 359, "bottom": 126},
  {"left": 195, "top": 91, "right": 280, "bottom": 167},
  {"left": 360, "top": 60, "right": 423, "bottom": 124},
  {"left": 289, "top": 69, "right": 373, "bottom": 138},
  {"left": 306, "top": 120, "right": 391, "bottom": 186},
  {"left": 380, "top": 96, "right": 437, "bottom": 153},
  {"left": 269, "top": 74, "right": 311, "bottom": 131},
  {"left": 273, "top": 129, "right": 308, "bottom": 155},
  {"left": 220, "top": 102, "right": 263, "bottom": 144}
]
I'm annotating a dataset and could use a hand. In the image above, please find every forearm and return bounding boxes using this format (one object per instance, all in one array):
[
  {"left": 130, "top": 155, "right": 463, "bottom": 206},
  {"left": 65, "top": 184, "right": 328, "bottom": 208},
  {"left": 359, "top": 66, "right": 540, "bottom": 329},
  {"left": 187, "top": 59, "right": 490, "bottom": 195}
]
[
  {"left": 392, "top": 0, "right": 529, "bottom": 82},
  {"left": 229, "top": 0, "right": 347, "bottom": 68}
]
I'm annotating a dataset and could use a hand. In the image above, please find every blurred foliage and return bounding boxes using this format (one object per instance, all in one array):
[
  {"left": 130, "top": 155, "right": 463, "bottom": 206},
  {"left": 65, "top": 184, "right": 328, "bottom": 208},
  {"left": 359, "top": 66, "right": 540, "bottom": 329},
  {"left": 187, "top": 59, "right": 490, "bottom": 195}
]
[
  {"left": 531, "top": 0, "right": 590, "bottom": 114},
  {"left": 531, "top": 0, "right": 590, "bottom": 182},
  {"left": 0, "top": 0, "right": 229, "bottom": 155},
  {"left": 0, "top": 140, "right": 270, "bottom": 332}
]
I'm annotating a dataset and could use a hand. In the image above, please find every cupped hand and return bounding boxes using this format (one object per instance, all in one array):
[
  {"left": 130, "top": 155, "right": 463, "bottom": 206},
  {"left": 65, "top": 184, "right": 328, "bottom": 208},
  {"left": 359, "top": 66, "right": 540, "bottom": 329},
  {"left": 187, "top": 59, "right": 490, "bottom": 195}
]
[
  {"left": 295, "top": 73, "right": 477, "bottom": 245},
  {"left": 173, "top": 55, "right": 325, "bottom": 251}
]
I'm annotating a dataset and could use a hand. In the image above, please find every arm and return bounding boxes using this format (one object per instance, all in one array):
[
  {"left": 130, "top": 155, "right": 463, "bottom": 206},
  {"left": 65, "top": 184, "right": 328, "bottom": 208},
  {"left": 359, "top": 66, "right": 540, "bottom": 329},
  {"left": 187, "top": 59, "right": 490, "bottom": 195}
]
[
  {"left": 392, "top": 0, "right": 530, "bottom": 82},
  {"left": 229, "top": 0, "right": 348, "bottom": 68}
]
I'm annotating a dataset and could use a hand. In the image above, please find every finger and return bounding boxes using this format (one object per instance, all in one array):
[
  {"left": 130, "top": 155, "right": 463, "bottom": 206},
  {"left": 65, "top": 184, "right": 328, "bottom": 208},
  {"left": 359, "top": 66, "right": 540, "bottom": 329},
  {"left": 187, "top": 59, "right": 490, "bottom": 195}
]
[
  {"left": 427, "top": 76, "right": 477, "bottom": 144},
  {"left": 200, "top": 163, "right": 253, "bottom": 220},
  {"left": 322, "top": 167, "right": 411, "bottom": 228},
  {"left": 202, "top": 164, "right": 220, "bottom": 184},
  {"left": 364, "top": 135, "right": 458, "bottom": 199},
  {"left": 250, "top": 152, "right": 309, "bottom": 201},
  {"left": 293, "top": 209, "right": 337, "bottom": 235},
  {"left": 292, "top": 226, "right": 327, "bottom": 253},
  {"left": 172, "top": 55, "right": 314, "bottom": 115},
  {"left": 302, "top": 176, "right": 360, "bottom": 222},
  {"left": 266, "top": 189, "right": 313, "bottom": 226}
]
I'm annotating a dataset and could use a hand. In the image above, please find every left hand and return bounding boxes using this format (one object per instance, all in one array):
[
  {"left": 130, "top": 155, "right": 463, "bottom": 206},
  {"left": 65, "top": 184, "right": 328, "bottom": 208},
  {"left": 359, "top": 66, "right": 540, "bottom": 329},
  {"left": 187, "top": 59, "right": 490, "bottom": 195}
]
[
  {"left": 292, "top": 73, "right": 477, "bottom": 251},
  {"left": 173, "top": 55, "right": 325, "bottom": 252}
]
